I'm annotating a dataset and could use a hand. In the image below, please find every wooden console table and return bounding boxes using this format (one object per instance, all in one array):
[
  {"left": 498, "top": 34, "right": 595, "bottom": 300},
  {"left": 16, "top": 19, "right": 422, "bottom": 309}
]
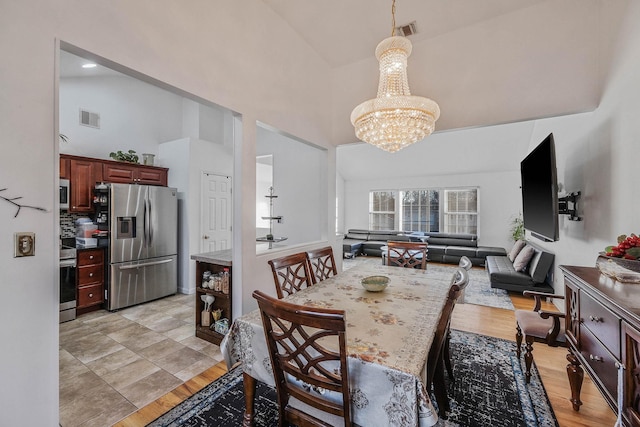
[{"left": 561, "top": 265, "right": 640, "bottom": 425}]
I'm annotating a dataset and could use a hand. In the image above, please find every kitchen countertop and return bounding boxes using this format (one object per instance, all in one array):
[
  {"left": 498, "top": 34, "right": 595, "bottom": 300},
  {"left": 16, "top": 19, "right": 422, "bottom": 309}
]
[{"left": 190, "top": 249, "right": 232, "bottom": 266}]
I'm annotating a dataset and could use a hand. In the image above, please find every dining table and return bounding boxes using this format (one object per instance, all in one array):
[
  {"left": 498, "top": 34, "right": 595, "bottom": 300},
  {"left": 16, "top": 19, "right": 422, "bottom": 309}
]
[{"left": 220, "top": 261, "right": 452, "bottom": 427}]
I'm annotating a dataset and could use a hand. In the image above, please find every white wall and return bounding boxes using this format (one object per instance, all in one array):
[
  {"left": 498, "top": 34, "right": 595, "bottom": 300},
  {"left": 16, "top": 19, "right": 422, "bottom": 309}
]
[
  {"left": 60, "top": 75, "right": 184, "bottom": 160},
  {"left": 0, "top": 1, "right": 334, "bottom": 425},
  {"left": 338, "top": 0, "right": 640, "bottom": 300},
  {"left": 256, "top": 127, "right": 327, "bottom": 247},
  {"left": 158, "top": 136, "right": 233, "bottom": 296}
]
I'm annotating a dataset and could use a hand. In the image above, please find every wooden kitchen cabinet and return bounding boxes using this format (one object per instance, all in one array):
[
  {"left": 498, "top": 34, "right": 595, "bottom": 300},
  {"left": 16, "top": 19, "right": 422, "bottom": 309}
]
[
  {"left": 77, "top": 247, "right": 105, "bottom": 314},
  {"left": 103, "top": 161, "right": 168, "bottom": 186},
  {"left": 60, "top": 156, "right": 70, "bottom": 179},
  {"left": 68, "top": 157, "right": 103, "bottom": 213}
]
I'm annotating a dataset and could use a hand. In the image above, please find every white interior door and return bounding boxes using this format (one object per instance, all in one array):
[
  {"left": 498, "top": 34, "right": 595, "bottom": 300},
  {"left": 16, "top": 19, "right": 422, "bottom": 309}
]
[{"left": 201, "top": 172, "right": 232, "bottom": 252}]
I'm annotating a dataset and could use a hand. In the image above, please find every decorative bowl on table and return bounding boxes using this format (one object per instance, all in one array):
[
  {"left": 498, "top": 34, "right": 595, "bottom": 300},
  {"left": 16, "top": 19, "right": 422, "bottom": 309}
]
[
  {"left": 597, "top": 253, "right": 640, "bottom": 283},
  {"left": 361, "top": 275, "right": 389, "bottom": 292}
]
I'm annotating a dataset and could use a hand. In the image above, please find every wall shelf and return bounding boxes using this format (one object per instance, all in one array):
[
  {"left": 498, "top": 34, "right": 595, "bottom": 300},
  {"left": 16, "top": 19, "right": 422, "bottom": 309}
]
[{"left": 257, "top": 186, "right": 285, "bottom": 249}]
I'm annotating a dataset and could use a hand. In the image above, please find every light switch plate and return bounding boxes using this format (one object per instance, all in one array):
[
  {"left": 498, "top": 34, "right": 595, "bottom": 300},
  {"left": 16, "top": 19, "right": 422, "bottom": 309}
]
[{"left": 14, "top": 232, "right": 35, "bottom": 257}]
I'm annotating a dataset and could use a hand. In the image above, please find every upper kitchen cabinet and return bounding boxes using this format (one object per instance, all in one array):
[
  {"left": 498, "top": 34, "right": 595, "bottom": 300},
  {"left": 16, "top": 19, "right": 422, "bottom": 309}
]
[
  {"left": 103, "top": 161, "right": 168, "bottom": 186},
  {"left": 68, "top": 156, "right": 103, "bottom": 213},
  {"left": 60, "top": 156, "right": 70, "bottom": 180}
]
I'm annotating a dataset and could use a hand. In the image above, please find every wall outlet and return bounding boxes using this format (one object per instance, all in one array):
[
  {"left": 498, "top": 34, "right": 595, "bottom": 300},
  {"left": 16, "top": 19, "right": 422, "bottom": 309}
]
[{"left": 14, "top": 232, "right": 35, "bottom": 257}]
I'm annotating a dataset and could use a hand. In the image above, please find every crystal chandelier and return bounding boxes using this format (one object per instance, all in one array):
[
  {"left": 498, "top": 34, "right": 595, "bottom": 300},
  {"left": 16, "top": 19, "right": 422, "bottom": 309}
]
[{"left": 350, "top": 0, "right": 440, "bottom": 153}]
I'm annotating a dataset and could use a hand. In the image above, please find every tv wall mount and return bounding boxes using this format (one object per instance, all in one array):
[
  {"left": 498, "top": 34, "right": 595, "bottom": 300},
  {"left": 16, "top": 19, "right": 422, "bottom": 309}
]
[{"left": 559, "top": 191, "right": 582, "bottom": 221}]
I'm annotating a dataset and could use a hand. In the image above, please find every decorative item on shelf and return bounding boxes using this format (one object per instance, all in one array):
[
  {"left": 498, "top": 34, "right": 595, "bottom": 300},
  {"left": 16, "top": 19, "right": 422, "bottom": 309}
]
[
  {"left": 201, "top": 310, "right": 212, "bottom": 327},
  {"left": 109, "top": 150, "right": 139, "bottom": 163},
  {"left": 350, "top": 0, "right": 439, "bottom": 153},
  {"left": 141, "top": 153, "right": 155, "bottom": 166},
  {"left": 213, "top": 318, "right": 229, "bottom": 335},
  {"left": 212, "top": 308, "right": 222, "bottom": 322}
]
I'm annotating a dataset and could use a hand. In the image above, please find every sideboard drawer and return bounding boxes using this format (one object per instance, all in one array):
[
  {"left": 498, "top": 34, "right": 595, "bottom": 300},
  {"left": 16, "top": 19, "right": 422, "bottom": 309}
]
[
  {"left": 579, "top": 325, "right": 617, "bottom": 404},
  {"left": 581, "top": 291, "right": 621, "bottom": 358}
]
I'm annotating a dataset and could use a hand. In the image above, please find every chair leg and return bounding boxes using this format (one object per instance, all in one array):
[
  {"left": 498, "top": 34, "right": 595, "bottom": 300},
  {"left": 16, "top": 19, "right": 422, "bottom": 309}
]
[
  {"left": 515, "top": 323, "right": 523, "bottom": 359},
  {"left": 433, "top": 357, "right": 449, "bottom": 419},
  {"left": 443, "top": 332, "right": 454, "bottom": 381},
  {"left": 524, "top": 336, "right": 534, "bottom": 384}
]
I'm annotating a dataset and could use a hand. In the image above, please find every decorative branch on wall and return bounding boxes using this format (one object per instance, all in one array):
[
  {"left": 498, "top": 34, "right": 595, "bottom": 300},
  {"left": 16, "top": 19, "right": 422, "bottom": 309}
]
[{"left": 0, "top": 188, "right": 48, "bottom": 218}]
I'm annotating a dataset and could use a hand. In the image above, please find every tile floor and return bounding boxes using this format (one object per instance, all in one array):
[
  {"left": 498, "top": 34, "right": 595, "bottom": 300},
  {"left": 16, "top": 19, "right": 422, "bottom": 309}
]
[{"left": 59, "top": 293, "right": 223, "bottom": 427}]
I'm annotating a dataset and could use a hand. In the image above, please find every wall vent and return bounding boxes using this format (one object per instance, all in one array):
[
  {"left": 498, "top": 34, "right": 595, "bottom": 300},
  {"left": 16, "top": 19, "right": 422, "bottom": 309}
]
[
  {"left": 79, "top": 109, "right": 100, "bottom": 129},
  {"left": 396, "top": 21, "right": 417, "bottom": 37}
]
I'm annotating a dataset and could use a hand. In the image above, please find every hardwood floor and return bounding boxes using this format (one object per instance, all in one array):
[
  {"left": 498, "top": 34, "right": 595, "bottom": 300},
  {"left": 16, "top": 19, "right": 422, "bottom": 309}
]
[{"left": 116, "top": 290, "right": 617, "bottom": 426}]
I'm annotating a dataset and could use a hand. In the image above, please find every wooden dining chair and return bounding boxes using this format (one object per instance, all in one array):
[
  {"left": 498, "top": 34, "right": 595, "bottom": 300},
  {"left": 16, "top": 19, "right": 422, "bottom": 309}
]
[
  {"left": 441, "top": 268, "right": 470, "bottom": 384},
  {"left": 268, "top": 253, "right": 315, "bottom": 299},
  {"left": 427, "top": 268, "right": 466, "bottom": 419},
  {"left": 515, "top": 290, "right": 566, "bottom": 383},
  {"left": 307, "top": 246, "right": 338, "bottom": 284},
  {"left": 386, "top": 241, "right": 428, "bottom": 269},
  {"left": 253, "top": 290, "right": 352, "bottom": 427}
]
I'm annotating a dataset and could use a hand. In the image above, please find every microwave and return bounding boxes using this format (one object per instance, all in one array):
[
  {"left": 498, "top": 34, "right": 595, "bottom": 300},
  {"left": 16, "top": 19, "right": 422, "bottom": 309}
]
[{"left": 60, "top": 179, "right": 70, "bottom": 210}]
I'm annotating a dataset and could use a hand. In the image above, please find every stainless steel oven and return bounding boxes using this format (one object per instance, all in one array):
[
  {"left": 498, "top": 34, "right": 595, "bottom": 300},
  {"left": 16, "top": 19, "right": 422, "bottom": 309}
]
[{"left": 60, "top": 248, "right": 76, "bottom": 323}]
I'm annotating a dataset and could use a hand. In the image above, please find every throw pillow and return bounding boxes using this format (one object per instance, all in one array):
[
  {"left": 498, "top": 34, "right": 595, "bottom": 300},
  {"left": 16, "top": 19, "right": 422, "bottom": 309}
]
[
  {"left": 513, "top": 245, "right": 535, "bottom": 272},
  {"left": 508, "top": 240, "right": 527, "bottom": 262}
]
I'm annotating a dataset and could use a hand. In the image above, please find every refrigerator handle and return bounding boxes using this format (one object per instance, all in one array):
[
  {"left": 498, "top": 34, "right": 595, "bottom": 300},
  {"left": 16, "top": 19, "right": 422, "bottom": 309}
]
[
  {"left": 148, "top": 197, "right": 154, "bottom": 246},
  {"left": 144, "top": 197, "right": 150, "bottom": 247},
  {"left": 118, "top": 258, "right": 173, "bottom": 270}
]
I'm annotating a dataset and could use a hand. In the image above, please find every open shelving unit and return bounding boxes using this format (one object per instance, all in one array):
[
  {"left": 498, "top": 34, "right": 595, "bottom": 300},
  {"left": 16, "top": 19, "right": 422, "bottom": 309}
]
[{"left": 257, "top": 186, "right": 287, "bottom": 249}]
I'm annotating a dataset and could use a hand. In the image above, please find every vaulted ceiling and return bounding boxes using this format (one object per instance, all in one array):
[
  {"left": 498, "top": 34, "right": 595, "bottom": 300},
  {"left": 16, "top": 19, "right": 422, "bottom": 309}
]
[{"left": 262, "top": 0, "right": 624, "bottom": 145}]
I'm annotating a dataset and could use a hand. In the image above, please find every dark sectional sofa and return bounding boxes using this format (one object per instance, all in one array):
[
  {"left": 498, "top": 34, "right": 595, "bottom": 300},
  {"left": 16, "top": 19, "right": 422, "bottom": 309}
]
[
  {"left": 342, "top": 229, "right": 507, "bottom": 266},
  {"left": 485, "top": 241, "right": 554, "bottom": 293}
]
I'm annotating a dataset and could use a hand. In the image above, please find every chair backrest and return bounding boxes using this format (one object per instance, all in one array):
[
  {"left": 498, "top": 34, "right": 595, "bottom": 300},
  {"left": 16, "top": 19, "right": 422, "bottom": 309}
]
[
  {"left": 451, "top": 267, "right": 470, "bottom": 293},
  {"left": 253, "top": 290, "right": 352, "bottom": 426},
  {"left": 307, "top": 246, "right": 338, "bottom": 284},
  {"left": 268, "top": 253, "right": 315, "bottom": 299},
  {"left": 387, "top": 241, "right": 428, "bottom": 269},
  {"left": 427, "top": 274, "right": 463, "bottom": 384},
  {"left": 458, "top": 256, "right": 472, "bottom": 271}
]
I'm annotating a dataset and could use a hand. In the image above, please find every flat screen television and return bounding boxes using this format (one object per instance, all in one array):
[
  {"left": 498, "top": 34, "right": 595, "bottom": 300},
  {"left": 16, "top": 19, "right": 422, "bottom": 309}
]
[{"left": 520, "top": 133, "right": 559, "bottom": 242}]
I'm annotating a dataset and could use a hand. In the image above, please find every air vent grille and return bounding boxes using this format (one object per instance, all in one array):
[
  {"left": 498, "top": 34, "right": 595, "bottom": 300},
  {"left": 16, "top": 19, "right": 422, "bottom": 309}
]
[
  {"left": 79, "top": 109, "right": 100, "bottom": 129},
  {"left": 396, "top": 21, "right": 417, "bottom": 37}
]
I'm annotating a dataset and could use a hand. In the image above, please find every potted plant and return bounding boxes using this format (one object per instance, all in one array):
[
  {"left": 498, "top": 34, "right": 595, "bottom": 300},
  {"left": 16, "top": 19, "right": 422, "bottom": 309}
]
[
  {"left": 510, "top": 213, "right": 525, "bottom": 242},
  {"left": 109, "top": 150, "right": 139, "bottom": 163}
]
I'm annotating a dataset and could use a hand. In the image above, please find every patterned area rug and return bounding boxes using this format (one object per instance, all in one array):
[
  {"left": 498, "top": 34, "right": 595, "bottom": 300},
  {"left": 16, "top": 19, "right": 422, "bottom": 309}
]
[
  {"left": 343, "top": 257, "right": 514, "bottom": 310},
  {"left": 148, "top": 330, "right": 557, "bottom": 427}
]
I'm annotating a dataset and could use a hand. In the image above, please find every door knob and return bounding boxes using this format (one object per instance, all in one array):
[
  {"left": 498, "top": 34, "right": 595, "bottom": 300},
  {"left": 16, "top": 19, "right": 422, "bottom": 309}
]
[{"left": 203, "top": 235, "right": 210, "bottom": 239}]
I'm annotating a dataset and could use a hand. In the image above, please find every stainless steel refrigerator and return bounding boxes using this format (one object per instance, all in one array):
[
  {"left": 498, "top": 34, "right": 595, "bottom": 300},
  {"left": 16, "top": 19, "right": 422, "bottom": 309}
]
[{"left": 107, "top": 183, "right": 178, "bottom": 311}]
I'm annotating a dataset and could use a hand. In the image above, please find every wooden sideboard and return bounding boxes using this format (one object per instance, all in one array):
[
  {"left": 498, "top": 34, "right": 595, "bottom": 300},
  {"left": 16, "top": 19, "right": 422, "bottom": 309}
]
[{"left": 561, "top": 265, "right": 640, "bottom": 426}]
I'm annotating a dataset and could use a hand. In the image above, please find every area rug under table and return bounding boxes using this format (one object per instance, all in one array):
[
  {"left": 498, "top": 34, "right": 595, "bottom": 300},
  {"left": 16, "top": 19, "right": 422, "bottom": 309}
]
[{"left": 148, "top": 330, "right": 556, "bottom": 427}]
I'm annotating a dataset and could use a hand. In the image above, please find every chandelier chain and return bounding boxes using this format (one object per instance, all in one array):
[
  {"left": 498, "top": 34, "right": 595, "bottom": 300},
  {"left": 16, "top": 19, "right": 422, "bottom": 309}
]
[{"left": 391, "top": 0, "right": 396, "bottom": 37}]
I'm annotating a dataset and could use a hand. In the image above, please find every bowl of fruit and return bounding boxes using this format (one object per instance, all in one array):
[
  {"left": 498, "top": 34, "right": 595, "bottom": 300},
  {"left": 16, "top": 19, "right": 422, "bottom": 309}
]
[{"left": 600, "top": 234, "right": 640, "bottom": 273}]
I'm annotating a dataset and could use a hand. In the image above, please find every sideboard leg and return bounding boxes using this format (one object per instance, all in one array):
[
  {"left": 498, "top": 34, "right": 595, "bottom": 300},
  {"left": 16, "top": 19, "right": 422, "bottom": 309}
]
[
  {"left": 567, "top": 352, "right": 584, "bottom": 411},
  {"left": 242, "top": 372, "right": 257, "bottom": 427}
]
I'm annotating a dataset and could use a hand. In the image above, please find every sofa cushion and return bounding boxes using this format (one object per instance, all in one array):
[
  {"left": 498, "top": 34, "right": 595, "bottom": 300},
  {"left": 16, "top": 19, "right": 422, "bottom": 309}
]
[
  {"left": 445, "top": 246, "right": 479, "bottom": 257},
  {"left": 513, "top": 245, "right": 535, "bottom": 272},
  {"left": 508, "top": 240, "right": 527, "bottom": 262},
  {"left": 368, "top": 232, "right": 400, "bottom": 241},
  {"left": 486, "top": 255, "right": 535, "bottom": 286},
  {"left": 528, "top": 247, "right": 555, "bottom": 283},
  {"left": 426, "top": 237, "right": 477, "bottom": 247},
  {"left": 476, "top": 246, "right": 507, "bottom": 258},
  {"left": 346, "top": 230, "right": 369, "bottom": 240}
]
